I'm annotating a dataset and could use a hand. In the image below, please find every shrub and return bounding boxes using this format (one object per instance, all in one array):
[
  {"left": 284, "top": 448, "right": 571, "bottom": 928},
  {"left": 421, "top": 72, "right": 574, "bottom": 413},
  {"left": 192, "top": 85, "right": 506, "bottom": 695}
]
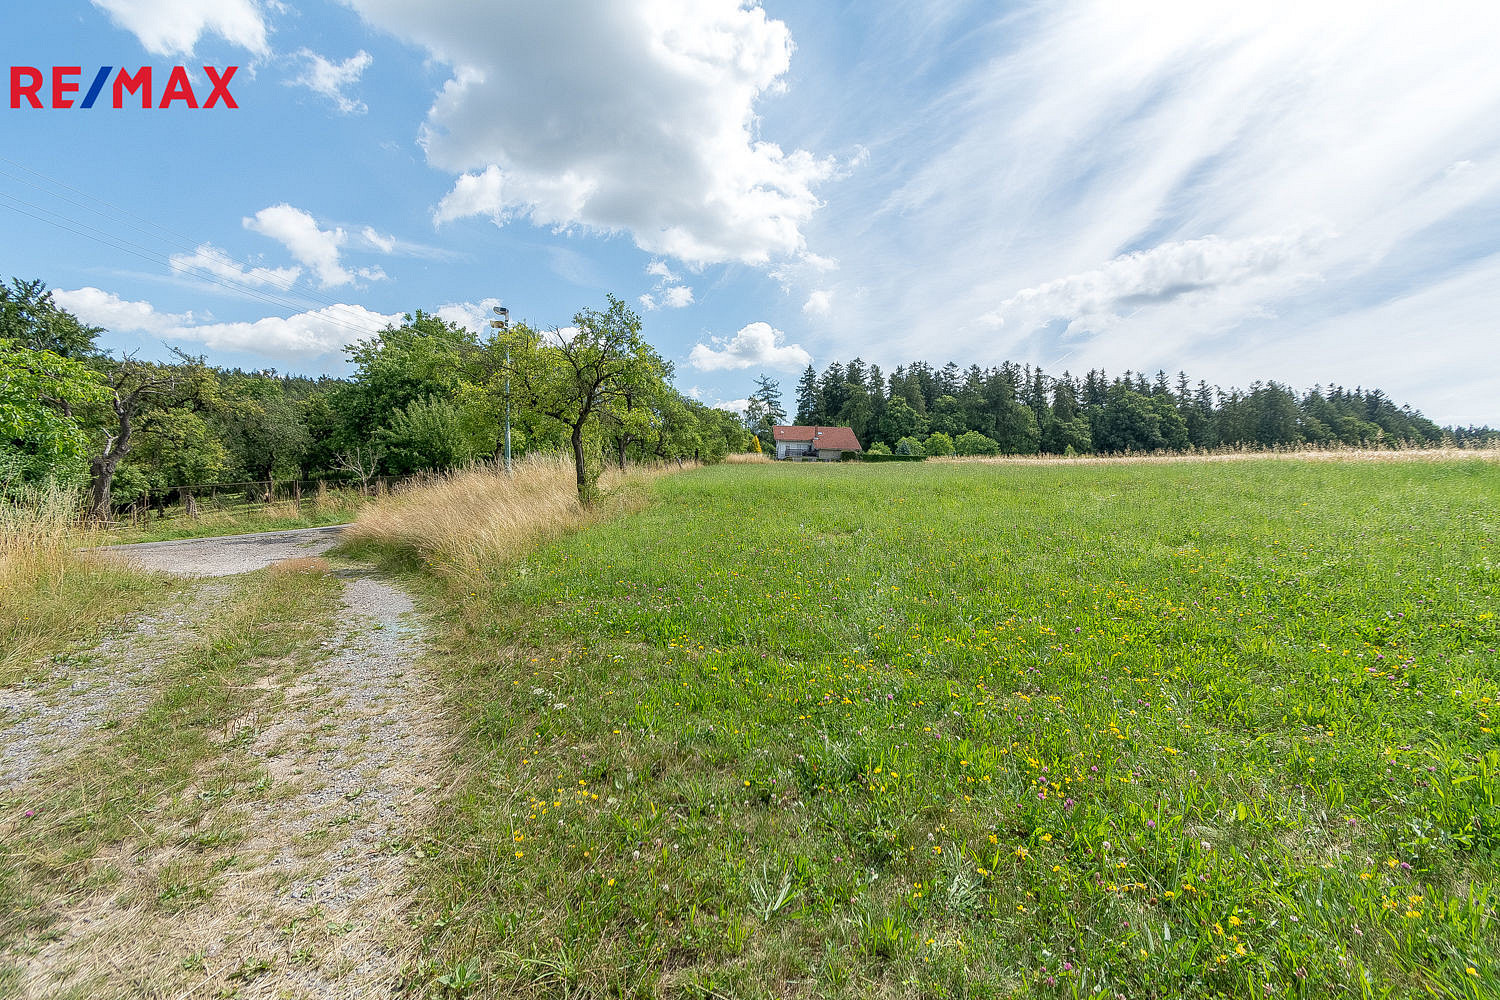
[
  {"left": 954, "top": 430, "right": 1001, "bottom": 456},
  {"left": 923, "top": 432, "right": 954, "bottom": 456},
  {"left": 867, "top": 442, "right": 892, "bottom": 455},
  {"left": 894, "top": 436, "right": 924, "bottom": 457}
]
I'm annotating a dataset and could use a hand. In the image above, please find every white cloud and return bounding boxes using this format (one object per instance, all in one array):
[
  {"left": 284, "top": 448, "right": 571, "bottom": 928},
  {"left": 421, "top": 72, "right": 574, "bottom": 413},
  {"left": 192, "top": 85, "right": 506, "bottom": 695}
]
[
  {"left": 244, "top": 204, "right": 385, "bottom": 288},
  {"left": 435, "top": 297, "right": 506, "bottom": 335},
  {"left": 56, "top": 286, "right": 398, "bottom": 359},
  {"left": 638, "top": 258, "right": 694, "bottom": 311},
  {"left": 168, "top": 243, "right": 301, "bottom": 290},
  {"left": 360, "top": 226, "right": 397, "bottom": 254},
  {"left": 714, "top": 398, "right": 751, "bottom": 415},
  {"left": 661, "top": 285, "right": 695, "bottom": 309},
  {"left": 802, "top": 290, "right": 832, "bottom": 317},
  {"left": 348, "top": 0, "right": 836, "bottom": 266},
  {"left": 54, "top": 286, "right": 192, "bottom": 336},
  {"left": 984, "top": 230, "right": 1328, "bottom": 337},
  {"left": 91, "top": 0, "right": 269, "bottom": 56},
  {"left": 688, "top": 321, "right": 811, "bottom": 372},
  {"left": 288, "top": 49, "right": 374, "bottom": 114}
]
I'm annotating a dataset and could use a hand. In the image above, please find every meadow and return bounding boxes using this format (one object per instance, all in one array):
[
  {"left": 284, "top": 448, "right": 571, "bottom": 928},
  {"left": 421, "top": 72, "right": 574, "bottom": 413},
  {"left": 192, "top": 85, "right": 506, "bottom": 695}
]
[{"left": 371, "top": 457, "right": 1500, "bottom": 999}]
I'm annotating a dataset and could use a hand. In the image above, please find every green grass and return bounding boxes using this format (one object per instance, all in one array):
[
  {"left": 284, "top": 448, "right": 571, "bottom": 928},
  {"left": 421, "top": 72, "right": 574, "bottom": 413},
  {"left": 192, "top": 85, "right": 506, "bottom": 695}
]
[{"left": 403, "top": 458, "right": 1499, "bottom": 998}]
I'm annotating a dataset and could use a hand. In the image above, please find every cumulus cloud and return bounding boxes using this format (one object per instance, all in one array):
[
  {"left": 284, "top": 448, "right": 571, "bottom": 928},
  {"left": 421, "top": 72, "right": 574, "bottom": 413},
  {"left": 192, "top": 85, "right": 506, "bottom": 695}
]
[
  {"left": 688, "top": 322, "right": 811, "bottom": 372},
  {"left": 54, "top": 286, "right": 192, "bottom": 336},
  {"left": 244, "top": 204, "right": 385, "bottom": 288},
  {"left": 168, "top": 243, "right": 301, "bottom": 290},
  {"left": 434, "top": 297, "right": 506, "bottom": 335},
  {"left": 802, "top": 290, "right": 832, "bottom": 317},
  {"left": 55, "top": 286, "right": 398, "bottom": 359},
  {"left": 91, "top": 0, "right": 269, "bottom": 56},
  {"left": 288, "top": 49, "right": 374, "bottom": 114},
  {"left": 347, "top": 0, "right": 835, "bottom": 266},
  {"left": 984, "top": 230, "right": 1328, "bottom": 336},
  {"left": 638, "top": 258, "right": 694, "bottom": 311}
]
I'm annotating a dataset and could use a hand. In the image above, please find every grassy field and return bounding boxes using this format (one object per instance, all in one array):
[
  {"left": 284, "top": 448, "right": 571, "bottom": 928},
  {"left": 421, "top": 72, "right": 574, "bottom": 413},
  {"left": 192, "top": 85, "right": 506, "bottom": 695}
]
[{"left": 386, "top": 457, "right": 1499, "bottom": 999}]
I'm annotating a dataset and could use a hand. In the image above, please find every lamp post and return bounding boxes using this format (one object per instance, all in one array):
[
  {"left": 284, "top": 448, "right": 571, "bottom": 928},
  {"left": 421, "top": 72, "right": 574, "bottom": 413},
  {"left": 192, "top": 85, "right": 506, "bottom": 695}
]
[{"left": 496, "top": 306, "right": 511, "bottom": 474}]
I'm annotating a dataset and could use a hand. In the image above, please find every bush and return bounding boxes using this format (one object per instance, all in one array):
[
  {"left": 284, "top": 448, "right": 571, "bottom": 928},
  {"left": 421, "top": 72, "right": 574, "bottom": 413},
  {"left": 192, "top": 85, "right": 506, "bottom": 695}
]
[
  {"left": 894, "top": 436, "right": 924, "bottom": 457},
  {"left": 954, "top": 430, "right": 1001, "bottom": 456},
  {"left": 923, "top": 432, "right": 954, "bottom": 456},
  {"left": 851, "top": 452, "right": 924, "bottom": 462},
  {"left": 867, "top": 441, "right": 892, "bottom": 455}
]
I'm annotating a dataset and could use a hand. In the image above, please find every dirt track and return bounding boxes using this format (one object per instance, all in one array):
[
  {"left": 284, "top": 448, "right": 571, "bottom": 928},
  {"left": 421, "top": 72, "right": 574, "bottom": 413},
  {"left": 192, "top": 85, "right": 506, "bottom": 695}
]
[
  {"left": 99, "top": 524, "right": 348, "bottom": 576},
  {"left": 10, "top": 527, "right": 445, "bottom": 999}
]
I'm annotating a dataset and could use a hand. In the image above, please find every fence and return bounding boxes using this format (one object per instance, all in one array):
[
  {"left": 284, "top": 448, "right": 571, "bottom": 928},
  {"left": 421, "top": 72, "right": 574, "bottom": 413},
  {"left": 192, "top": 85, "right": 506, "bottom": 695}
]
[{"left": 110, "top": 474, "right": 419, "bottom": 525}]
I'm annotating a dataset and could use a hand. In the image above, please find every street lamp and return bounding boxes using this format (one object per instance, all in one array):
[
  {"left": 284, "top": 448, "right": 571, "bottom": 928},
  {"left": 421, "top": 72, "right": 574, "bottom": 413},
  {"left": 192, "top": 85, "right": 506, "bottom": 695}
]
[{"left": 489, "top": 306, "right": 512, "bottom": 473}]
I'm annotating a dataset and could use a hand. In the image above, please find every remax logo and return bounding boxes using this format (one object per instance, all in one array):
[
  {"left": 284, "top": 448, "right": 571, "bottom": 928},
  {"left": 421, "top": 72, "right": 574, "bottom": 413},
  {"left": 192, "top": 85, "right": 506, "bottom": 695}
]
[{"left": 8, "top": 66, "right": 239, "bottom": 109}]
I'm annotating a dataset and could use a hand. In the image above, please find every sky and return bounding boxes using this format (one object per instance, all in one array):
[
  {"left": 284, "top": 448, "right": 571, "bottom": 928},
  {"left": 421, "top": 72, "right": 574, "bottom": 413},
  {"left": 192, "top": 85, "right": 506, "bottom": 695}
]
[{"left": 2, "top": 0, "right": 1498, "bottom": 425}]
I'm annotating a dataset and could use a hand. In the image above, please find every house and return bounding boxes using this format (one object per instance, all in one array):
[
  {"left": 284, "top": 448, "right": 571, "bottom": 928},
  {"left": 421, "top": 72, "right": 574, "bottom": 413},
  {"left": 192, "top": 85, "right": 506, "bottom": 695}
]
[{"left": 772, "top": 425, "right": 863, "bottom": 461}]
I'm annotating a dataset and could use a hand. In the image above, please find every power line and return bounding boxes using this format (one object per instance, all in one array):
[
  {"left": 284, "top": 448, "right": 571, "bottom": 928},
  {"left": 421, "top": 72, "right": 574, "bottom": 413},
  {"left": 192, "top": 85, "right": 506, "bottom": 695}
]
[
  {"left": 0, "top": 194, "right": 390, "bottom": 341},
  {"left": 0, "top": 155, "right": 393, "bottom": 332}
]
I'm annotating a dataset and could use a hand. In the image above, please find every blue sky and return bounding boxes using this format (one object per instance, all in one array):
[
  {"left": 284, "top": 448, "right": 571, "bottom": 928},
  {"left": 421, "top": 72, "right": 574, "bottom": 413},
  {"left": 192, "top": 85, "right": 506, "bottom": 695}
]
[{"left": 3, "top": 0, "right": 1498, "bottom": 424}]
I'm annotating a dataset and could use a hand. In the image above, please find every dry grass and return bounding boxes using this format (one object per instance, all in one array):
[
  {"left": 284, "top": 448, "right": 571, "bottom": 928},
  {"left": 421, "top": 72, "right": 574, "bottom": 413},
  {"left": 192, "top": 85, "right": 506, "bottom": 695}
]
[
  {"left": 723, "top": 452, "right": 773, "bottom": 463},
  {"left": 929, "top": 445, "right": 1500, "bottom": 467},
  {"left": 344, "top": 453, "right": 673, "bottom": 578},
  {"left": 1, "top": 482, "right": 168, "bottom": 685},
  {"left": 268, "top": 556, "right": 332, "bottom": 575}
]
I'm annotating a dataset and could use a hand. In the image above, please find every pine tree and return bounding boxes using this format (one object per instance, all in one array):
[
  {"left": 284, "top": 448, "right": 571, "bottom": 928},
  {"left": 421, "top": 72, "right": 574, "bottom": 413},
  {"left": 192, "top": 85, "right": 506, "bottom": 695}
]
[{"left": 794, "top": 365, "right": 820, "bottom": 424}]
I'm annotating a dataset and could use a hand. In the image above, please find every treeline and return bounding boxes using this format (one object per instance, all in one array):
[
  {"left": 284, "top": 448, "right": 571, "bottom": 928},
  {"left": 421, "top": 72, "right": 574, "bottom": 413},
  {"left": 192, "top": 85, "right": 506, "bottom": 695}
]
[
  {"left": 2, "top": 278, "right": 745, "bottom": 512},
  {"left": 749, "top": 359, "right": 1497, "bottom": 456}
]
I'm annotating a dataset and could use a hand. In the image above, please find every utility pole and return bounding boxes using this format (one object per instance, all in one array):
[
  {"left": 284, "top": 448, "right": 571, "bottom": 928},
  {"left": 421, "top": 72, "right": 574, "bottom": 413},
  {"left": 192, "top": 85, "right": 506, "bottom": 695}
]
[{"left": 489, "top": 305, "right": 512, "bottom": 473}]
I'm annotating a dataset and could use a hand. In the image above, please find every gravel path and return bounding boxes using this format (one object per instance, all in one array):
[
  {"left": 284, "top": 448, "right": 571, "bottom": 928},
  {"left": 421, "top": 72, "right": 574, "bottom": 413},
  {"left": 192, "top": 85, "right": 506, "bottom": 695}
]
[
  {"left": 0, "top": 585, "right": 227, "bottom": 792},
  {"left": 14, "top": 528, "right": 446, "bottom": 999},
  {"left": 98, "top": 524, "right": 348, "bottom": 576}
]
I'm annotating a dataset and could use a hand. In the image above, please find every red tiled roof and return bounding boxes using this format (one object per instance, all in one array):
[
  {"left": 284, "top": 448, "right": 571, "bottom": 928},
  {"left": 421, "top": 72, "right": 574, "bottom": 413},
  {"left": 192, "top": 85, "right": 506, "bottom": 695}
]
[{"left": 772, "top": 425, "right": 863, "bottom": 451}]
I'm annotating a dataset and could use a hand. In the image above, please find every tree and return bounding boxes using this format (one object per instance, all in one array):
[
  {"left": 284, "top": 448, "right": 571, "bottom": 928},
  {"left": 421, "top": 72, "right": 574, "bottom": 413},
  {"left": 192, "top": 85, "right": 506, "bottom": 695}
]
[
  {"left": 954, "top": 430, "right": 1001, "bottom": 456},
  {"left": 84, "top": 354, "right": 209, "bottom": 519},
  {"left": 376, "top": 395, "right": 483, "bottom": 474},
  {"left": 879, "top": 395, "right": 926, "bottom": 446},
  {"left": 0, "top": 278, "right": 101, "bottom": 359},
  {"left": 1, "top": 339, "right": 109, "bottom": 490},
  {"left": 497, "top": 295, "right": 667, "bottom": 503},
  {"left": 752, "top": 373, "right": 786, "bottom": 426},
  {"left": 793, "top": 364, "right": 821, "bottom": 424},
  {"left": 923, "top": 431, "right": 954, "bottom": 456}
]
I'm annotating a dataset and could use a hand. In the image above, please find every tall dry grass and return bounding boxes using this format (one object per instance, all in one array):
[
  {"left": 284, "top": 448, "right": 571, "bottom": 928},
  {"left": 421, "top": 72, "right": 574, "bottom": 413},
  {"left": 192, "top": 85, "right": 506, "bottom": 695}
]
[
  {"left": 344, "top": 453, "right": 671, "bottom": 578},
  {"left": 1, "top": 482, "right": 166, "bottom": 684}
]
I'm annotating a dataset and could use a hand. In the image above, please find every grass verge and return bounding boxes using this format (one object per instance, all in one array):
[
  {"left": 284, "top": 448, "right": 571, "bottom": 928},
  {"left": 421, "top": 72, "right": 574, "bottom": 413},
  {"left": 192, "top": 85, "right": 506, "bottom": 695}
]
[
  {"left": 1, "top": 483, "right": 172, "bottom": 687},
  {"left": 393, "top": 456, "right": 1497, "bottom": 999}
]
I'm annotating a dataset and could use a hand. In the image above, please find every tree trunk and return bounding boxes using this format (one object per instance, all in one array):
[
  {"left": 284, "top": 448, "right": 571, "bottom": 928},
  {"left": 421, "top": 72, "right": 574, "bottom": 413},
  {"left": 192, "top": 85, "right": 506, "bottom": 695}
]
[
  {"left": 87, "top": 407, "right": 133, "bottom": 520},
  {"left": 571, "top": 423, "right": 590, "bottom": 504},
  {"left": 617, "top": 438, "right": 628, "bottom": 472}
]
